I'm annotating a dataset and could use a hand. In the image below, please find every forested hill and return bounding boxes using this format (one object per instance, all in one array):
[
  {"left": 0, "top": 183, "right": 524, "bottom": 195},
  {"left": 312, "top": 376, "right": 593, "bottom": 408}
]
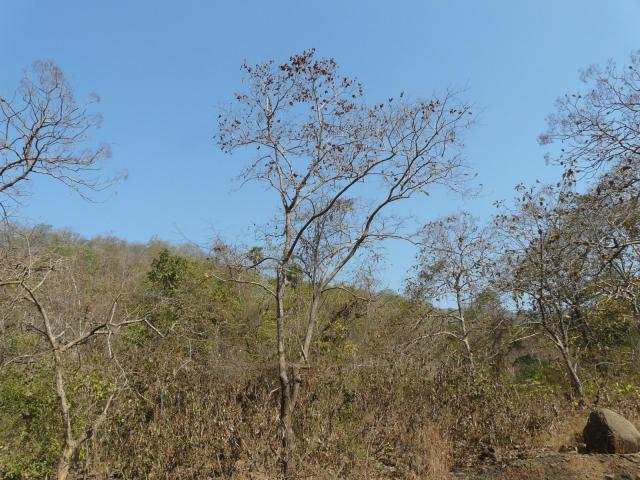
[{"left": 1, "top": 219, "right": 639, "bottom": 478}]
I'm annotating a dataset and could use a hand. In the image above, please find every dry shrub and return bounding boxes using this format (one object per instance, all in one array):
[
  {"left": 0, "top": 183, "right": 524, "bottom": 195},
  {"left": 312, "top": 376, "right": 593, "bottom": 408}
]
[
  {"left": 431, "top": 377, "right": 563, "bottom": 462},
  {"left": 291, "top": 363, "right": 454, "bottom": 479},
  {"left": 91, "top": 356, "right": 640, "bottom": 478},
  {"left": 530, "top": 414, "right": 585, "bottom": 451},
  {"left": 95, "top": 364, "right": 281, "bottom": 479},
  {"left": 362, "top": 364, "right": 565, "bottom": 465},
  {"left": 406, "top": 422, "right": 452, "bottom": 480},
  {"left": 94, "top": 360, "right": 458, "bottom": 479}
]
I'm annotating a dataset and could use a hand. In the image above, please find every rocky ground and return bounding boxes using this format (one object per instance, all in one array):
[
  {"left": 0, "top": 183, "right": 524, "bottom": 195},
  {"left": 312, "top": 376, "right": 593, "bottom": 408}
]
[{"left": 453, "top": 450, "right": 640, "bottom": 480}]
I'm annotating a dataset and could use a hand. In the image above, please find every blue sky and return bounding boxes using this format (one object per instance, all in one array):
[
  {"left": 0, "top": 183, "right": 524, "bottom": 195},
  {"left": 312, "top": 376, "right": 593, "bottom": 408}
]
[{"left": 1, "top": 0, "right": 639, "bottom": 289}]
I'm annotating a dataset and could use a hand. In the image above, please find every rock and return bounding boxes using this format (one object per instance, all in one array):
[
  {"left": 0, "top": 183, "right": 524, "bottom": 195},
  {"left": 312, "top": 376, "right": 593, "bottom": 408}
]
[{"left": 583, "top": 408, "right": 640, "bottom": 454}]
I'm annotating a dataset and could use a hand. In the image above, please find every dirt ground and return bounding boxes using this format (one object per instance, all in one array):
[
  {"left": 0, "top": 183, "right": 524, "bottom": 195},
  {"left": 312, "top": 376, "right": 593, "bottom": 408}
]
[{"left": 453, "top": 450, "right": 640, "bottom": 480}]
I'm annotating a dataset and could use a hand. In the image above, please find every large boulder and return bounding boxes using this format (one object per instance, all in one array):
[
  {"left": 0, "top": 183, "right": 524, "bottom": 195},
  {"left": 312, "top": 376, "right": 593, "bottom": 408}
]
[{"left": 583, "top": 408, "right": 640, "bottom": 454}]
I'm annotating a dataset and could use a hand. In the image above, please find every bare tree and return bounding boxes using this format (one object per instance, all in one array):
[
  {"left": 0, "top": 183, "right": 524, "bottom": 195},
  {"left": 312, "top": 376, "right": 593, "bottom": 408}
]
[
  {"left": 540, "top": 50, "right": 640, "bottom": 252},
  {"left": 217, "top": 49, "right": 473, "bottom": 476},
  {"left": 0, "top": 61, "right": 113, "bottom": 218},
  {"left": 0, "top": 230, "right": 149, "bottom": 480},
  {"left": 598, "top": 239, "right": 640, "bottom": 327},
  {"left": 406, "top": 212, "right": 495, "bottom": 368},
  {"left": 495, "top": 183, "right": 613, "bottom": 398},
  {"left": 570, "top": 188, "right": 640, "bottom": 329}
]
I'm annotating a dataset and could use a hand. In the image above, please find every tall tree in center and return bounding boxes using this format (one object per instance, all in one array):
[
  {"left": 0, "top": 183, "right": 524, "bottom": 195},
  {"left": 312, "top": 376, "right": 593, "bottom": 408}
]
[{"left": 217, "top": 49, "right": 473, "bottom": 477}]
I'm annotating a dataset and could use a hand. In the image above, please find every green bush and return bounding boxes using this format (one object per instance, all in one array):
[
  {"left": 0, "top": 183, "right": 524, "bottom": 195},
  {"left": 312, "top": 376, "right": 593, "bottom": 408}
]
[{"left": 0, "top": 366, "right": 60, "bottom": 479}]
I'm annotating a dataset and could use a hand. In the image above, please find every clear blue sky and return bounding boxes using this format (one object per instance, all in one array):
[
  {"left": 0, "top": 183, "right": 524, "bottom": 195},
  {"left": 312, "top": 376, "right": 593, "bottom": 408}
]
[{"left": 2, "top": 0, "right": 639, "bottom": 289}]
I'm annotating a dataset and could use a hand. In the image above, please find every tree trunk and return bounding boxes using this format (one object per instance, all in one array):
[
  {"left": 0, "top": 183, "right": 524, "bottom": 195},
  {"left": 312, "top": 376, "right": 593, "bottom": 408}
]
[
  {"left": 53, "top": 349, "right": 79, "bottom": 480},
  {"left": 462, "top": 335, "right": 474, "bottom": 369},
  {"left": 280, "top": 396, "right": 296, "bottom": 479},
  {"left": 560, "top": 347, "right": 584, "bottom": 398},
  {"left": 455, "top": 287, "right": 474, "bottom": 369},
  {"left": 280, "top": 289, "right": 321, "bottom": 479},
  {"left": 632, "top": 301, "right": 640, "bottom": 331},
  {"left": 275, "top": 267, "right": 295, "bottom": 478},
  {"left": 301, "top": 292, "right": 321, "bottom": 365},
  {"left": 56, "top": 443, "right": 75, "bottom": 480}
]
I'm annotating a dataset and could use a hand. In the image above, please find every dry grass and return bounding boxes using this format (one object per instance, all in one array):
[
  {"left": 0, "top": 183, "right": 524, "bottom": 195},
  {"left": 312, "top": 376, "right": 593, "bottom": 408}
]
[
  {"left": 87, "top": 356, "right": 640, "bottom": 479},
  {"left": 530, "top": 414, "right": 586, "bottom": 451},
  {"left": 90, "top": 364, "right": 555, "bottom": 478},
  {"left": 409, "top": 422, "right": 453, "bottom": 480}
]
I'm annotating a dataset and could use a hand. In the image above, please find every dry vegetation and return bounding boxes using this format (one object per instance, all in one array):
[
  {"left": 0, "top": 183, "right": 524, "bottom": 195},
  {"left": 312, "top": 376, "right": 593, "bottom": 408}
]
[{"left": 1, "top": 51, "right": 640, "bottom": 479}]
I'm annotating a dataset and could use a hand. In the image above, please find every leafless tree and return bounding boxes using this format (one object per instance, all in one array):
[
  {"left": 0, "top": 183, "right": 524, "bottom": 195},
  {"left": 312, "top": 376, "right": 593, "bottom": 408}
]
[
  {"left": 540, "top": 50, "right": 640, "bottom": 252},
  {"left": 494, "top": 182, "right": 615, "bottom": 398},
  {"left": 0, "top": 229, "right": 150, "bottom": 480},
  {"left": 599, "top": 242, "right": 640, "bottom": 327},
  {"left": 406, "top": 212, "right": 495, "bottom": 368},
  {"left": 217, "top": 49, "right": 474, "bottom": 476},
  {"left": 0, "top": 61, "right": 113, "bottom": 219},
  {"left": 569, "top": 187, "right": 640, "bottom": 329}
]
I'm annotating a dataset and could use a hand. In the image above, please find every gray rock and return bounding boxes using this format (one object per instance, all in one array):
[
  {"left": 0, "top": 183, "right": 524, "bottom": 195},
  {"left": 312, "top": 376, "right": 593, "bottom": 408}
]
[{"left": 583, "top": 408, "right": 640, "bottom": 454}]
